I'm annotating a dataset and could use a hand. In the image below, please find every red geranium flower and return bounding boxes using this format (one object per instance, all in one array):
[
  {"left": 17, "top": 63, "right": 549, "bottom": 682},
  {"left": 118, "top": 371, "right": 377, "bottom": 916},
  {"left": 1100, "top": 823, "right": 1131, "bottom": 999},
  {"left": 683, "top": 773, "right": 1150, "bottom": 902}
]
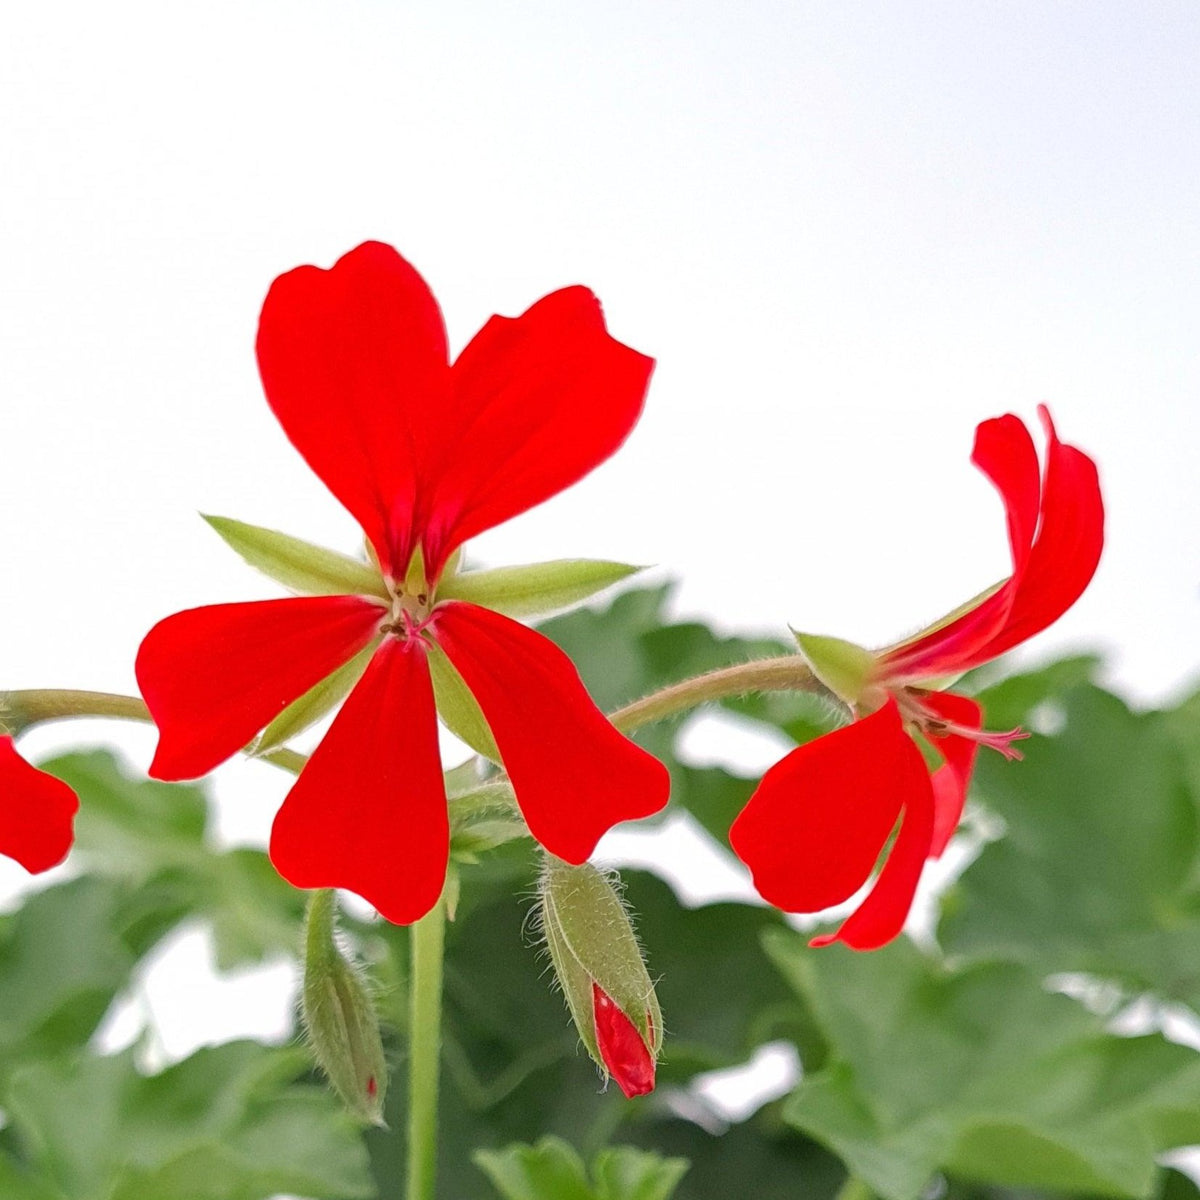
[
  {"left": 0, "top": 734, "right": 78, "bottom": 873},
  {"left": 730, "top": 406, "right": 1103, "bottom": 950},
  {"left": 136, "top": 242, "right": 669, "bottom": 924}
]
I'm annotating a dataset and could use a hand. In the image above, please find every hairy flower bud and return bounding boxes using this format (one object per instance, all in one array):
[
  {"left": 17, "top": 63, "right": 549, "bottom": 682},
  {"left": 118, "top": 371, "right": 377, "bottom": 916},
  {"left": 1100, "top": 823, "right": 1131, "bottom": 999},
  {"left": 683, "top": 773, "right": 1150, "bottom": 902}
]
[
  {"left": 301, "top": 889, "right": 387, "bottom": 1125},
  {"left": 539, "top": 856, "right": 660, "bottom": 1097}
]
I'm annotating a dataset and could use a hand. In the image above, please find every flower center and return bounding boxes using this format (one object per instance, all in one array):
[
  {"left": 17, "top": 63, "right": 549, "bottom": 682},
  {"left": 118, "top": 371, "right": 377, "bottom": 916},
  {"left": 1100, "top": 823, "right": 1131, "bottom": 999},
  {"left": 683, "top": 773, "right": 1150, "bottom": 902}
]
[
  {"left": 896, "top": 687, "right": 1030, "bottom": 761},
  {"left": 382, "top": 576, "right": 435, "bottom": 641}
]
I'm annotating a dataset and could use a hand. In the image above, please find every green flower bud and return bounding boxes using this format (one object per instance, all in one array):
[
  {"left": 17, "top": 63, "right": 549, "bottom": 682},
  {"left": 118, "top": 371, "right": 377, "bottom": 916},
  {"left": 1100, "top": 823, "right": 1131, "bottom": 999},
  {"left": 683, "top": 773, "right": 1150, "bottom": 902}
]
[
  {"left": 538, "top": 857, "right": 660, "bottom": 1097},
  {"left": 301, "top": 889, "right": 388, "bottom": 1125}
]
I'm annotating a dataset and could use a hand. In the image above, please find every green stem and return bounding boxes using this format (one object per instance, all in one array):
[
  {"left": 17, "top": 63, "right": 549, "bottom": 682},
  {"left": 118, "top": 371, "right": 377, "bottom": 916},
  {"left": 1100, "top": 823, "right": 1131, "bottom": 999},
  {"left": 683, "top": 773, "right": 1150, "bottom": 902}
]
[
  {"left": 406, "top": 896, "right": 446, "bottom": 1200},
  {"left": 1, "top": 688, "right": 307, "bottom": 775},
  {"left": 608, "top": 654, "right": 823, "bottom": 733}
]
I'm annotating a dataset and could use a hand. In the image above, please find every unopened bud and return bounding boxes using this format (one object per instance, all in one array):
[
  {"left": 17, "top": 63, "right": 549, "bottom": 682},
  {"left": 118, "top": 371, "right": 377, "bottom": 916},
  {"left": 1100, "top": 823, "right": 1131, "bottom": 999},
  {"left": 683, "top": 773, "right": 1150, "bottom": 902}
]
[
  {"left": 301, "top": 889, "right": 387, "bottom": 1125},
  {"left": 539, "top": 856, "right": 660, "bottom": 1098}
]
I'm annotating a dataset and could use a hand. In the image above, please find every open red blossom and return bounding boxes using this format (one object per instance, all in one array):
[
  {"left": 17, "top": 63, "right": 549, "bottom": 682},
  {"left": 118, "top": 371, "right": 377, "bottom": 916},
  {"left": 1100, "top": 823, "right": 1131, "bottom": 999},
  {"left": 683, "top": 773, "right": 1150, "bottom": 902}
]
[
  {"left": 730, "top": 406, "right": 1103, "bottom": 950},
  {"left": 136, "top": 242, "right": 668, "bottom": 924},
  {"left": 0, "top": 735, "right": 79, "bottom": 874}
]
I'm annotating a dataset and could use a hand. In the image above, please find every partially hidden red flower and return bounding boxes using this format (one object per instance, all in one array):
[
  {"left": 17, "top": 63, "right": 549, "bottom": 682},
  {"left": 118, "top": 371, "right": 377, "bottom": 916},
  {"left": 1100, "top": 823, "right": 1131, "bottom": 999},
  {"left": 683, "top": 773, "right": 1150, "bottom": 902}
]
[
  {"left": 592, "top": 981, "right": 656, "bottom": 1098},
  {"left": 730, "top": 406, "right": 1103, "bottom": 950},
  {"left": 0, "top": 734, "right": 79, "bottom": 873},
  {"left": 136, "top": 242, "right": 669, "bottom": 924}
]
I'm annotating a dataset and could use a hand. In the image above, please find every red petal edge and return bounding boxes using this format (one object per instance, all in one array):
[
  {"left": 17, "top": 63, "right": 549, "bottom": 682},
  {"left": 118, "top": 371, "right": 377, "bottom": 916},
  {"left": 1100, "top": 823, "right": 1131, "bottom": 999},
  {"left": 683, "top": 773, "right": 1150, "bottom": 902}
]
[
  {"left": 270, "top": 638, "right": 449, "bottom": 925},
  {"left": 971, "top": 405, "right": 1104, "bottom": 660},
  {"left": 419, "top": 287, "right": 654, "bottom": 578},
  {"left": 593, "top": 982, "right": 655, "bottom": 1098},
  {"left": 921, "top": 691, "right": 983, "bottom": 858},
  {"left": 0, "top": 735, "right": 79, "bottom": 873},
  {"left": 137, "top": 596, "right": 384, "bottom": 780},
  {"left": 432, "top": 602, "right": 668, "bottom": 863},
  {"left": 879, "top": 414, "right": 1040, "bottom": 681},
  {"left": 730, "top": 701, "right": 916, "bottom": 915},
  {"left": 256, "top": 242, "right": 451, "bottom": 578}
]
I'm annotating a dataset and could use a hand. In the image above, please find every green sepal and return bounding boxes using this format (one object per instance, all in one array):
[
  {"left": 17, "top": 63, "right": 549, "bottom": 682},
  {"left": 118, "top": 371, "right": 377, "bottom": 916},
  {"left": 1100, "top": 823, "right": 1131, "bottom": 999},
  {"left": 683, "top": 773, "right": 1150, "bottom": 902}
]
[
  {"left": 792, "top": 631, "right": 876, "bottom": 707},
  {"left": 437, "top": 560, "right": 645, "bottom": 619},
  {"left": 255, "top": 643, "right": 377, "bottom": 756},
  {"left": 301, "top": 889, "right": 388, "bottom": 1126},
  {"left": 539, "top": 857, "right": 661, "bottom": 1076},
  {"left": 203, "top": 514, "right": 390, "bottom": 599},
  {"left": 878, "top": 578, "right": 1006, "bottom": 660},
  {"left": 427, "top": 642, "right": 502, "bottom": 764}
]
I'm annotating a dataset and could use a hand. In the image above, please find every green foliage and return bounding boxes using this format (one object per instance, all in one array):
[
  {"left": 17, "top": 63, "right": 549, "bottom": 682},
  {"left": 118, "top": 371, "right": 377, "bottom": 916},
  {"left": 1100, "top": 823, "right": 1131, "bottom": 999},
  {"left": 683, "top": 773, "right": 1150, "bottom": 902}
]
[
  {"left": 474, "top": 1136, "right": 688, "bottom": 1200},
  {"left": 767, "top": 932, "right": 1200, "bottom": 1200},
  {"left": 6, "top": 587, "right": 1200, "bottom": 1200},
  {"left": 2, "top": 1044, "right": 373, "bottom": 1199}
]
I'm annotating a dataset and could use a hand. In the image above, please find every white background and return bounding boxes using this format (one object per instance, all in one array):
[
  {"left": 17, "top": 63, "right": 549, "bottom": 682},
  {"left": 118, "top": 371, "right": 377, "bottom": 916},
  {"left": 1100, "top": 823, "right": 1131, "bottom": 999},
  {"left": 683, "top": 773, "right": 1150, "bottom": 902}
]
[{"left": 3, "top": 0, "right": 1200, "bottom": 1096}]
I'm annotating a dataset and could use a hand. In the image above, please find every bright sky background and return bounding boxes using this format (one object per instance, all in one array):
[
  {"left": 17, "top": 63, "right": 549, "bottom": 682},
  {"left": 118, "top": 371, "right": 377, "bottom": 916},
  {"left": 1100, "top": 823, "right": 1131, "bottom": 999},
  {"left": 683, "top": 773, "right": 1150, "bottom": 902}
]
[{"left": 3, "top": 0, "right": 1200, "bottom": 1078}]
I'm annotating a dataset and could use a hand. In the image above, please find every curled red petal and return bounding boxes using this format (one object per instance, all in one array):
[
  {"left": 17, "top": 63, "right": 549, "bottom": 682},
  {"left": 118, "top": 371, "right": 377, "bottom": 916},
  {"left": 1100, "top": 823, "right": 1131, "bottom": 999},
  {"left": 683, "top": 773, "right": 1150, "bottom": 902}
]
[
  {"left": 921, "top": 691, "right": 983, "bottom": 858},
  {"left": 730, "top": 700, "right": 915, "bottom": 914},
  {"left": 256, "top": 242, "right": 451, "bottom": 578},
  {"left": 432, "top": 602, "right": 668, "bottom": 862},
  {"left": 593, "top": 982, "right": 655, "bottom": 1098},
  {"left": 419, "top": 288, "right": 654, "bottom": 578},
  {"left": 971, "top": 405, "right": 1104, "bottom": 660},
  {"left": 880, "top": 414, "right": 1039, "bottom": 680},
  {"left": 880, "top": 407, "right": 1102, "bottom": 680},
  {"left": 137, "top": 596, "right": 384, "bottom": 781},
  {"left": 270, "top": 638, "right": 448, "bottom": 925},
  {"left": 809, "top": 729, "right": 934, "bottom": 951},
  {"left": 0, "top": 736, "right": 79, "bottom": 873}
]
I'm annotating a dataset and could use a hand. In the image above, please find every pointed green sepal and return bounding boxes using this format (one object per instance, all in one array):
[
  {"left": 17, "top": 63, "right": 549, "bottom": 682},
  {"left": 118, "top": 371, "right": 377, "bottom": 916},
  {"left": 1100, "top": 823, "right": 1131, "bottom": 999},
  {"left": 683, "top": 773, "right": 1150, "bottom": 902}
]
[
  {"left": 254, "top": 643, "right": 377, "bottom": 757},
  {"left": 426, "top": 643, "right": 502, "bottom": 764},
  {"left": 203, "top": 514, "right": 389, "bottom": 599},
  {"left": 792, "top": 631, "right": 877, "bottom": 707},
  {"left": 437, "top": 559, "right": 645, "bottom": 619},
  {"left": 538, "top": 857, "right": 661, "bottom": 1079},
  {"left": 301, "top": 889, "right": 388, "bottom": 1125}
]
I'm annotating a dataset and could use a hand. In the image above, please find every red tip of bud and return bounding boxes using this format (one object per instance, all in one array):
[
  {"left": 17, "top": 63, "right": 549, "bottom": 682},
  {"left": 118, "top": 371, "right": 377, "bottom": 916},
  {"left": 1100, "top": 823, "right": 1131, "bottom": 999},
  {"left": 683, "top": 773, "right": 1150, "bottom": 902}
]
[{"left": 592, "top": 982, "right": 655, "bottom": 1098}]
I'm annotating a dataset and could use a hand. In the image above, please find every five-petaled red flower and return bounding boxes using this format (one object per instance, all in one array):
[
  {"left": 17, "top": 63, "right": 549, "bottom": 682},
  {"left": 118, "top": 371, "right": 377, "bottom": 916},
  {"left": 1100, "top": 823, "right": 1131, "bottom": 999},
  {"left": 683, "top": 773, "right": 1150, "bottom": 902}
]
[
  {"left": 136, "top": 241, "right": 669, "bottom": 924},
  {"left": 0, "top": 734, "right": 78, "bottom": 874},
  {"left": 730, "top": 405, "right": 1104, "bottom": 950}
]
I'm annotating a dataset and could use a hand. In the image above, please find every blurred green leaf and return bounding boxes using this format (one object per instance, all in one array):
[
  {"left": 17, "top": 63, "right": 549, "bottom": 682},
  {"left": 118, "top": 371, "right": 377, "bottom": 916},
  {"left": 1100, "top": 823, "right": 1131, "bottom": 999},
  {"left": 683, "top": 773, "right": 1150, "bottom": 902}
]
[
  {"left": 43, "top": 751, "right": 305, "bottom": 968},
  {"left": 939, "top": 684, "right": 1200, "bottom": 1004},
  {"left": 4, "top": 1043, "right": 374, "bottom": 1200},
  {"left": 0, "top": 877, "right": 138, "bottom": 1079},
  {"left": 766, "top": 929, "right": 1200, "bottom": 1200},
  {"left": 474, "top": 1136, "right": 688, "bottom": 1200}
]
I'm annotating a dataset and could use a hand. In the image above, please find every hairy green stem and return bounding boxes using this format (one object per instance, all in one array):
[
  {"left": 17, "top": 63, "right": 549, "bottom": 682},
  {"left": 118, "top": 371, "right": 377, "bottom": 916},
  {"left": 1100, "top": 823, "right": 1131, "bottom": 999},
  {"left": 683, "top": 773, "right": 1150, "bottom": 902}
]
[
  {"left": 406, "top": 897, "right": 446, "bottom": 1200},
  {"left": 608, "top": 654, "right": 823, "bottom": 733},
  {"left": 1, "top": 688, "right": 307, "bottom": 774}
]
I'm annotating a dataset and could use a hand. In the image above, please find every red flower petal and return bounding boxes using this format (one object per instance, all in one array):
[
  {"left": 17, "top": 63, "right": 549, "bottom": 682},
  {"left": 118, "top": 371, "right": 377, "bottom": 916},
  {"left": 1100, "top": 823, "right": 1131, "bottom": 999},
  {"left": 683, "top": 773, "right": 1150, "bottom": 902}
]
[
  {"left": 432, "top": 602, "right": 668, "bottom": 862},
  {"left": 730, "top": 700, "right": 920, "bottom": 915},
  {"left": 256, "top": 242, "right": 451, "bottom": 579},
  {"left": 809, "top": 733, "right": 934, "bottom": 951},
  {"left": 0, "top": 736, "right": 79, "bottom": 873},
  {"left": 270, "top": 638, "right": 449, "bottom": 925},
  {"left": 879, "top": 407, "right": 1102, "bottom": 680},
  {"left": 138, "top": 596, "right": 384, "bottom": 780},
  {"left": 921, "top": 691, "right": 983, "bottom": 858},
  {"left": 970, "top": 405, "right": 1104, "bottom": 660},
  {"left": 880, "top": 414, "right": 1040, "bottom": 680},
  {"left": 593, "top": 982, "right": 655, "bottom": 1098},
  {"left": 419, "top": 288, "right": 654, "bottom": 578}
]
